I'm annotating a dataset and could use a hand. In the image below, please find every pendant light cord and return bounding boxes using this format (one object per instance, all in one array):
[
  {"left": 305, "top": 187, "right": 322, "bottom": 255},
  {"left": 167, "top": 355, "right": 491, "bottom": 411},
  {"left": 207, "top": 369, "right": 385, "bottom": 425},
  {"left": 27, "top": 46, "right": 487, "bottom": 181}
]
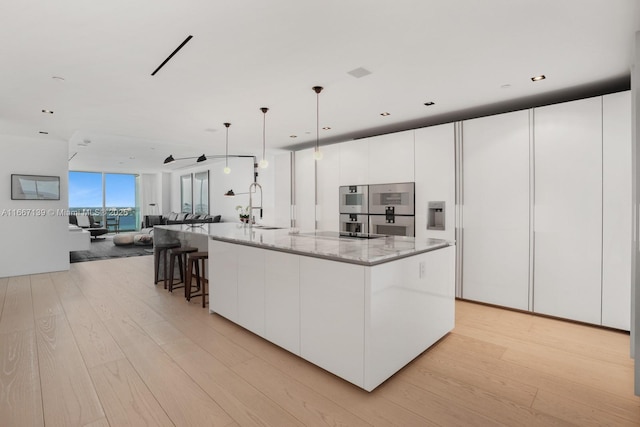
[{"left": 224, "top": 122, "right": 230, "bottom": 168}]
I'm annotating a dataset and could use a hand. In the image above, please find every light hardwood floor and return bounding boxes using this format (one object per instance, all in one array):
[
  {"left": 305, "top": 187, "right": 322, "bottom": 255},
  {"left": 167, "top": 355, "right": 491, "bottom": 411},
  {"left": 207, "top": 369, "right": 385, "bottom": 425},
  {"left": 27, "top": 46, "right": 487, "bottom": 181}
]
[{"left": 1, "top": 255, "right": 638, "bottom": 426}]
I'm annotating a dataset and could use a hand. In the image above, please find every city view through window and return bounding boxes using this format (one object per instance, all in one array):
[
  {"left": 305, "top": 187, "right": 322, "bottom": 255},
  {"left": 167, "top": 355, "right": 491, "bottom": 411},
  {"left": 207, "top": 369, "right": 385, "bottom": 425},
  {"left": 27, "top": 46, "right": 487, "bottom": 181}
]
[{"left": 69, "top": 171, "right": 139, "bottom": 232}]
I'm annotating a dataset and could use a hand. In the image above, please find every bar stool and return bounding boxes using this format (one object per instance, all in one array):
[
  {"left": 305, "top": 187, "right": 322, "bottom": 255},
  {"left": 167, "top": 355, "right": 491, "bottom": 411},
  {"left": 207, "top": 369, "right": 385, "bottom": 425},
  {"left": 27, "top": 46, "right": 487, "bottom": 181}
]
[
  {"left": 186, "top": 251, "right": 209, "bottom": 307},
  {"left": 166, "top": 246, "right": 198, "bottom": 292},
  {"left": 154, "top": 242, "right": 181, "bottom": 285}
]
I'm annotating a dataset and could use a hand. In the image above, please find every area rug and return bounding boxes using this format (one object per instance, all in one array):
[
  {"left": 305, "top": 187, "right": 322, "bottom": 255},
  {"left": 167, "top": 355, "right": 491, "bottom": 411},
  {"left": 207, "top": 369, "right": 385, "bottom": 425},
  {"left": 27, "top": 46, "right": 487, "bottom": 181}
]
[{"left": 70, "top": 235, "right": 153, "bottom": 263}]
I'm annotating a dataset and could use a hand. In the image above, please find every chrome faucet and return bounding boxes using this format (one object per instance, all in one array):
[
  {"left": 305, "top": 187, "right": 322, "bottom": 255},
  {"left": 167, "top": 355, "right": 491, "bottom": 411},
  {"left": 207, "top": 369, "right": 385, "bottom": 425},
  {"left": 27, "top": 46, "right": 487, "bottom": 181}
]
[{"left": 248, "top": 182, "right": 263, "bottom": 225}]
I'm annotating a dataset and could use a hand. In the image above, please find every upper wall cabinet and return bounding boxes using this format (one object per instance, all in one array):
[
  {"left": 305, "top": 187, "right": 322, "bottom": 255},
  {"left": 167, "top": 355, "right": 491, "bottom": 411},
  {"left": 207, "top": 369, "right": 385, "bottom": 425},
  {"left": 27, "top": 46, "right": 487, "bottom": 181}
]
[
  {"left": 338, "top": 139, "right": 369, "bottom": 186},
  {"left": 602, "top": 91, "right": 632, "bottom": 330},
  {"left": 414, "top": 123, "right": 455, "bottom": 242},
  {"left": 368, "top": 130, "right": 415, "bottom": 184},
  {"left": 533, "top": 96, "right": 603, "bottom": 325},
  {"left": 461, "top": 110, "right": 531, "bottom": 311}
]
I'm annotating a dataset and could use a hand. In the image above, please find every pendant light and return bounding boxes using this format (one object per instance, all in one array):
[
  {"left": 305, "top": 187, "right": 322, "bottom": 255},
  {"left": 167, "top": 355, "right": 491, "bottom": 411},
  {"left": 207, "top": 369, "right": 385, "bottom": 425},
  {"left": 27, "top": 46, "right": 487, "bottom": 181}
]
[
  {"left": 312, "top": 86, "right": 323, "bottom": 160},
  {"left": 223, "top": 122, "right": 231, "bottom": 174},
  {"left": 259, "top": 107, "right": 269, "bottom": 168}
]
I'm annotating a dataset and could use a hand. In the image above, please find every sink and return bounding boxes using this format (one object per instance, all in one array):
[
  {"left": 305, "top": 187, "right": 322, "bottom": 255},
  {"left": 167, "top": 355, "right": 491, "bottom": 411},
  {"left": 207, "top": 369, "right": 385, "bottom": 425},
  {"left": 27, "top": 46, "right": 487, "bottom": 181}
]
[{"left": 252, "top": 225, "right": 282, "bottom": 230}]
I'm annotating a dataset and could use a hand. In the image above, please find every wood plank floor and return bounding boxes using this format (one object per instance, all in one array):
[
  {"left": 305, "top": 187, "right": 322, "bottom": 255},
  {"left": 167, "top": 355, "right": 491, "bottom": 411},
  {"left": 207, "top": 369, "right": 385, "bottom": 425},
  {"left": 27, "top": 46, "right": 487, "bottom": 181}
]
[{"left": 0, "top": 255, "right": 638, "bottom": 426}]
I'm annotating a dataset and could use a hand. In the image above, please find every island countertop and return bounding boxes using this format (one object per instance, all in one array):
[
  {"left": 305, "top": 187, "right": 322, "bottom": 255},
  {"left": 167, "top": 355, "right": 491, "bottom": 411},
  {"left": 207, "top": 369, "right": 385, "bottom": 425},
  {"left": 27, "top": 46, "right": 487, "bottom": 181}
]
[{"left": 155, "top": 223, "right": 452, "bottom": 266}]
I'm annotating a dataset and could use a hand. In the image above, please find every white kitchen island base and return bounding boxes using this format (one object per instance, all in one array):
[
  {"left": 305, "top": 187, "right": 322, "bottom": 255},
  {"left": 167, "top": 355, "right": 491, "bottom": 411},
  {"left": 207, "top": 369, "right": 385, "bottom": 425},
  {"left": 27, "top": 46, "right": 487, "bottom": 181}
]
[{"left": 209, "top": 237, "right": 455, "bottom": 392}]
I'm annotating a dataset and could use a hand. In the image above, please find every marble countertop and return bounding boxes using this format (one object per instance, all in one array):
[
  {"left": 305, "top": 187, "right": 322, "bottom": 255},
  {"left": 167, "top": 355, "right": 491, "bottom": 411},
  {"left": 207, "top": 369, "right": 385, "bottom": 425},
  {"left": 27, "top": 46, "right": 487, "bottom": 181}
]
[{"left": 155, "top": 223, "right": 453, "bottom": 266}]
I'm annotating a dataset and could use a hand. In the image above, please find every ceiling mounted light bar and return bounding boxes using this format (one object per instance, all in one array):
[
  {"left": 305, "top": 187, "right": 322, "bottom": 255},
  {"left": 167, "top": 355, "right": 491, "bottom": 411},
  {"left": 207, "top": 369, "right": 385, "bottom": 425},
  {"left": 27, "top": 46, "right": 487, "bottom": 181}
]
[{"left": 151, "top": 35, "right": 193, "bottom": 76}]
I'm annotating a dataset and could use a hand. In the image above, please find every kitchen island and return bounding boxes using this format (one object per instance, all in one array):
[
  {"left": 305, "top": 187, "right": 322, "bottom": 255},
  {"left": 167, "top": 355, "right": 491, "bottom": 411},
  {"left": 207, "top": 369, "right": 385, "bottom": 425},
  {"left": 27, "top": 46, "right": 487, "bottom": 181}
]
[{"left": 155, "top": 223, "right": 455, "bottom": 391}]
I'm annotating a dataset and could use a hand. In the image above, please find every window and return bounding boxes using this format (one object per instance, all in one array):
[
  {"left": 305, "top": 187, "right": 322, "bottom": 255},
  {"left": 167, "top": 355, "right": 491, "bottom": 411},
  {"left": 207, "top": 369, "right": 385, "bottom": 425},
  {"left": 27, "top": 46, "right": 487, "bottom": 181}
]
[{"left": 69, "top": 171, "right": 139, "bottom": 231}]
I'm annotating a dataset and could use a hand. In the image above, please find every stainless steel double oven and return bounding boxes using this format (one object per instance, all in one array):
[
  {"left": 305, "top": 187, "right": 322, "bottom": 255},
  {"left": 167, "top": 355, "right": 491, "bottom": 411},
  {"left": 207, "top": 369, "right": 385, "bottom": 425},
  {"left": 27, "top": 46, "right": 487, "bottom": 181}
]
[
  {"left": 339, "top": 185, "right": 369, "bottom": 234},
  {"left": 339, "top": 182, "right": 415, "bottom": 237}
]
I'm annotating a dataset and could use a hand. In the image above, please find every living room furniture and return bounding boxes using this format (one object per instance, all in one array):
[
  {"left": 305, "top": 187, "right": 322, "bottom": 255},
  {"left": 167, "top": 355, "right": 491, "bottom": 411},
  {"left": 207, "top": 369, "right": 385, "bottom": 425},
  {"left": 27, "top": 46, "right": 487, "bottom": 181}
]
[
  {"left": 68, "top": 225, "right": 90, "bottom": 251},
  {"left": 106, "top": 216, "right": 120, "bottom": 233},
  {"left": 69, "top": 214, "right": 108, "bottom": 239}
]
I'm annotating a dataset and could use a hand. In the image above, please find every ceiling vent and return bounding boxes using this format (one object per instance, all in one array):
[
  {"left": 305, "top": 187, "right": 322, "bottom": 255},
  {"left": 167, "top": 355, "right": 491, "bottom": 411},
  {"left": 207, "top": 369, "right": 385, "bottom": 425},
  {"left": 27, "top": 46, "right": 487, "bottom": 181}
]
[{"left": 347, "top": 67, "right": 372, "bottom": 78}]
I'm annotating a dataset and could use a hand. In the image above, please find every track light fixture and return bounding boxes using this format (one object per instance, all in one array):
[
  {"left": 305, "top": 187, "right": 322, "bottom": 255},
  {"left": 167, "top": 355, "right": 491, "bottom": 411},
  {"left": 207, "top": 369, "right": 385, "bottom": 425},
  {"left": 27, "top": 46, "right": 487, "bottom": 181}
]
[
  {"left": 259, "top": 107, "right": 269, "bottom": 169},
  {"left": 312, "top": 86, "right": 323, "bottom": 160},
  {"left": 197, "top": 154, "right": 207, "bottom": 163},
  {"left": 164, "top": 155, "right": 176, "bottom": 164}
]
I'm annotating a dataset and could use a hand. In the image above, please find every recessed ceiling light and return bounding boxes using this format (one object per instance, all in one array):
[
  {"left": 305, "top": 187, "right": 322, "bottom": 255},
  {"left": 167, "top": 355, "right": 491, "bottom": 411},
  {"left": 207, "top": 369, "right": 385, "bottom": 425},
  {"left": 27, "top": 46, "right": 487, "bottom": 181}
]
[
  {"left": 42, "top": 109, "right": 54, "bottom": 114},
  {"left": 531, "top": 75, "right": 546, "bottom": 82},
  {"left": 39, "top": 131, "right": 48, "bottom": 134},
  {"left": 423, "top": 102, "right": 435, "bottom": 106},
  {"left": 52, "top": 76, "right": 65, "bottom": 81},
  {"left": 129, "top": 157, "right": 135, "bottom": 160},
  {"left": 289, "top": 135, "right": 297, "bottom": 138},
  {"left": 322, "top": 127, "right": 331, "bottom": 130},
  {"left": 380, "top": 112, "right": 391, "bottom": 116}
]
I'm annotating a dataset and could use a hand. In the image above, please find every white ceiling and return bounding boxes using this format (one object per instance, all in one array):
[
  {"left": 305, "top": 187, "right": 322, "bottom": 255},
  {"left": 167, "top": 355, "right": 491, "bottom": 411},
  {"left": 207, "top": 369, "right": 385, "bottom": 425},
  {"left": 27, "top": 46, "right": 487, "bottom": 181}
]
[{"left": 1, "top": 0, "right": 639, "bottom": 173}]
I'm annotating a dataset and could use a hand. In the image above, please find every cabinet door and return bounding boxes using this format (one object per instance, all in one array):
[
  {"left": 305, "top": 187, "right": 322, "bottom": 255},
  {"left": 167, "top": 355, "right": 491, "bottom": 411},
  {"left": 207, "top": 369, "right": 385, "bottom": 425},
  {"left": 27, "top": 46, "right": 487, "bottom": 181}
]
[
  {"left": 265, "top": 251, "right": 300, "bottom": 354},
  {"left": 209, "top": 240, "right": 238, "bottom": 321},
  {"left": 300, "top": 257, "right": 365, "bottom": 388},
  {"left": 461, "top": 110, "right": 531, "bottom": 310},
  {"left": 368, "top": 130, "right": 414, "bottom": 184},
  {"left": 273, "top": 152, "right": 292, "bottom": 229},
  {"left": 237, "top": 245, "right": 265, "bottom": 336},
  {"left": 602, "top": 91, "right": 632, "bottom": 330},
  {"left": 294, "top": 148, "right": 316, "bottom": 230},
  {"left": 533, "top": 97, "right": 602, "bottom": 325},
  {"left": 338, "top": 139, "right": 369, "bottom": 185},
  {"left": 315, "top": 143, "right": 340, "bottom": 231},
  {"left": 414, "top": 123, "right": 455, "bottom": 242}
]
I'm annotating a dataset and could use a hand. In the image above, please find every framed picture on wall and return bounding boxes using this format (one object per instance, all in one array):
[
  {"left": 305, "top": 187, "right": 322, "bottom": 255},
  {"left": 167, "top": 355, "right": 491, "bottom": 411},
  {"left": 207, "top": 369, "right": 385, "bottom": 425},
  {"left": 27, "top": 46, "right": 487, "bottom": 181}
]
[{"left": 11, "top": 174, "right": 60, "bottom": 200}]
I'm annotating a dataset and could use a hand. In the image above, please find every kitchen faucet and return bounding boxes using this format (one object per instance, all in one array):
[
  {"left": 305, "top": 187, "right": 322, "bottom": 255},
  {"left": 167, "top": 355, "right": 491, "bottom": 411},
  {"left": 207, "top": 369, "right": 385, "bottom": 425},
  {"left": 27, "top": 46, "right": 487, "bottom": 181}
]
[{"left": 248, "top": 182, "right": 263, "bottom": 225}]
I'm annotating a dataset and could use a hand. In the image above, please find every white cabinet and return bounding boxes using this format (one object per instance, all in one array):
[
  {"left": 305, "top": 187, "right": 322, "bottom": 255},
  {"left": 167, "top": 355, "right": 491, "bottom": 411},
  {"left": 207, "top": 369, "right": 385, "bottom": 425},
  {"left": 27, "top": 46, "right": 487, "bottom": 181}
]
[
  {"left": 338, "top": 139, "right": 369, "bottom": 185},
  {"left": 273, "top": 152, "right": 292, "bottom": 229},
  {"left": 461, "top": 110, "right": 531, "bottom": 311},
  {"left": 533, "top": 96, "right": 603, "bottom": 325},
  {"left": 300, "top": 257, "right": 365, "bottom": 388},
  {"left": 364, "top": 246, "right": 455, "bottom": 390},
  {"left": 315, "top": 143, "right": 340, "bottom": 231},
  {"left": 265, "top": 251, "right": 300, "bottom": 354},
  {"left": 368, "top": 130, "right": 415, "bottom": 184},
  {"left": 602, "top": 91, "right": 632, "bottom": 330},
  {"left": 414, "top": 123, "right": 456, "bottom": 242},
  {"left": 237, "top": 245, "right": 265, "bottom": 336},
  {"left": 209, "top": 240, "right": 238, "bottom": 322},
  {"left": 294, "top": 148, "right": 316, "bottom": 230}
]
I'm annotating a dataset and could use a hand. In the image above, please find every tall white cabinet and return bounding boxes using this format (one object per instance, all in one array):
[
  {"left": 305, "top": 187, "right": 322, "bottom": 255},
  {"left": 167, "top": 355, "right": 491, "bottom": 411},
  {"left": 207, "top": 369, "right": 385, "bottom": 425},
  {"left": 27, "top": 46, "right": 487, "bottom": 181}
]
[
  {"left": 533, "top": 97, "right": 603, "bottom": 325},
  {"left": 459, "top": 92, "right": 631, "bottom": 329},
  {"left": 294, "top": 148, "right": 316, "bottom": 230},
  {"left": 461, "top": 110, "right": 531, "bottom": 311},
  {"left": 602, "top": 91, "right": 632, "bottom": 330}
]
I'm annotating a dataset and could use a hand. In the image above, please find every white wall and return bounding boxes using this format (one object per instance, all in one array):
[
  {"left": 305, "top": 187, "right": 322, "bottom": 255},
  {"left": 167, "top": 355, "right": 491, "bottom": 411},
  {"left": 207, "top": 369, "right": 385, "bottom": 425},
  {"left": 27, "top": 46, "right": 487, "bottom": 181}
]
[
  {"left": 0, "top": 134, "right": 69, "bottom": 277},
  {"left": 169, "top": 156, "right": 263, "bottom": 223}
]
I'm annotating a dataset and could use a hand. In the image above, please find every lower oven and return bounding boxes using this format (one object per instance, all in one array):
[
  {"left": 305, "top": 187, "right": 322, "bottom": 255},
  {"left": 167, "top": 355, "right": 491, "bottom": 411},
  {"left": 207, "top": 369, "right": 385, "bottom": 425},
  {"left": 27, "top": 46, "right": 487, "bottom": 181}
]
[
  {"left": 340, "top": 213, "right": 369, "bottom": 234},
  {"left": 369, "top": 214, "right": 414, "bottom": 237}
]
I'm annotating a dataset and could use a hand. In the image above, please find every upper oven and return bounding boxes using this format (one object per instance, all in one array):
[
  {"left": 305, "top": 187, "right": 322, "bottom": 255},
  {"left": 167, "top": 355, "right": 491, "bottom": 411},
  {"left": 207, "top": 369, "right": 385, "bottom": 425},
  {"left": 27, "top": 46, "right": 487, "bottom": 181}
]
[
  {"left": 339, "top": 185, "right": 368, "bottom": 214},
  {"left": 368, "top": 182, "right": 415, "bottom": 216}
]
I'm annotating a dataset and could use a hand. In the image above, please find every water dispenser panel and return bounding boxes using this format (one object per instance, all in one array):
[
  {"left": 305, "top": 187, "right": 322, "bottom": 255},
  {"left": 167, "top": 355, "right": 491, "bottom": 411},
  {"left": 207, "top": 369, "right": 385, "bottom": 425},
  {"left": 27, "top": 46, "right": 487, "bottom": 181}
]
[{"left": 427, "top": 201, "right": 445, "bottom": 231}]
